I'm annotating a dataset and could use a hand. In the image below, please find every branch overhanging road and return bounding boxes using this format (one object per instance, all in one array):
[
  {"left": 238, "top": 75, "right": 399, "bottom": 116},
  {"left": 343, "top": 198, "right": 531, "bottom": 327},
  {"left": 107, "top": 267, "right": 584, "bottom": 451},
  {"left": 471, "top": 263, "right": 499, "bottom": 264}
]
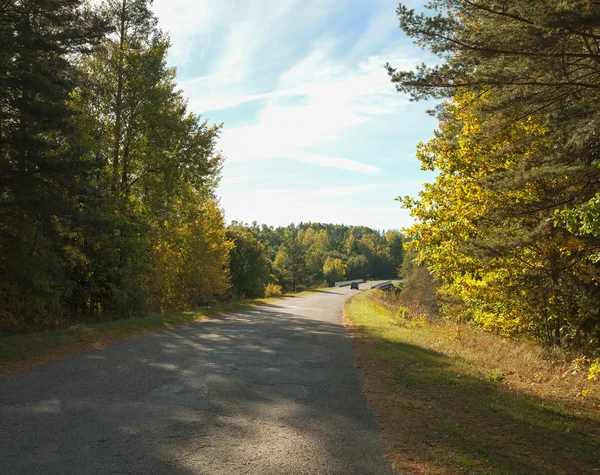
[{"left": 0, "top": 285, "right": 395, "bottom": 475}]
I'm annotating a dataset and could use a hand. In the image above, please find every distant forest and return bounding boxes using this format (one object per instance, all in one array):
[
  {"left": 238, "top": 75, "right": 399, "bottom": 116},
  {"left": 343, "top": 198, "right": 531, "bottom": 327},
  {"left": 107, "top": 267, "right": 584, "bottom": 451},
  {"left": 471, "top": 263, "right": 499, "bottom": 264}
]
[{"left": 227, "top": 222, "right": 404, "bottom": 297}]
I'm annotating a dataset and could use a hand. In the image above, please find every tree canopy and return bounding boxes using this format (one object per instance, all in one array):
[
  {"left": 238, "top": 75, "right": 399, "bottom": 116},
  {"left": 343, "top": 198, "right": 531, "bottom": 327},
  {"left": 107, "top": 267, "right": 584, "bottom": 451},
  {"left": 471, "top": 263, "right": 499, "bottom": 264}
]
[
  {"left": 0, "top": 0, "right": 227, "bottom": 330},
  {"left": 392, "top": 0, "right": 600, "bottom": 348}
]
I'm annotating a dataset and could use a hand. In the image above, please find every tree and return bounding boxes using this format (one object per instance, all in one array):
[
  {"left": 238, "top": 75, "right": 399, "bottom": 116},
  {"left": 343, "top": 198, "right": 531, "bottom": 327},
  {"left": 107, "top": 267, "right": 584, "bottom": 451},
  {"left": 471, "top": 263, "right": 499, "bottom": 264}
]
[
  {"left": 389, "top": 1, "right": 600, "bottom": 348},
  {"left": 346, "top": 255, "right": 369, "bottom": 280},
  {"left": 227, "top": 226, "right": 271, "bottom": 298},
  {"left": 370, "top": 251, "right": 395, "bottom": 280},
  {"left": 389, "top": 1, "right": 600, "bottom": 108},
  {"left": 389, "top": 1, "right": 600, "bottom": 244},
  {"left": 402, "top": 93, "right": 600, "bottom": 346},
  {"left": 323, "top": 257, "right": 347, "bottom": 286},
  {"left": 0, "top": 0, "right": 106, "bottom": 327},
  {"left": 150, "top": 198, "right": 232, "bottom": 311},
  {"left": 386, "top": 230, "right": 404, "bottom": 275},
  {"left": 304, "top": 229, "right": 328, "bottom": 284},
  {"left": 73, "top": 0, "right": 223, "bottom": 315},
  {"left": 229, "top": 222, "right": 401, "bottom": 292},
  {"left": 273, "top": 229, "right": 306, "bottom": 292},
  {"left": 0, "top": 0, "right": 229, "bottom": 331}
]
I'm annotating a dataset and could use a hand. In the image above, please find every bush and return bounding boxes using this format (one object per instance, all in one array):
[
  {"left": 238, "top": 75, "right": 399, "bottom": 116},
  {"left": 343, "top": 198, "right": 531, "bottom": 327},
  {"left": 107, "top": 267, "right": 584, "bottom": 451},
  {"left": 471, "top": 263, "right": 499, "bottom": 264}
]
[
  {"left": 264, "top": 283, "right": 283, "bottom": 298},
  {"left": 399, "top": 262, "right": 440, "bottom": 320},
  {"left": 589, "top": 359, "right": 600, "bottom": 381}
]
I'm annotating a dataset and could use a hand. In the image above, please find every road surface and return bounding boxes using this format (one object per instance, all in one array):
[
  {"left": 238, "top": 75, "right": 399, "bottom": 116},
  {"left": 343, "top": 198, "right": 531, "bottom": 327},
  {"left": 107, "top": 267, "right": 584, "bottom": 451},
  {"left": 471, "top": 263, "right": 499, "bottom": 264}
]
[{"left": 0, "top": 286, "right": 395, "bottom": 474}]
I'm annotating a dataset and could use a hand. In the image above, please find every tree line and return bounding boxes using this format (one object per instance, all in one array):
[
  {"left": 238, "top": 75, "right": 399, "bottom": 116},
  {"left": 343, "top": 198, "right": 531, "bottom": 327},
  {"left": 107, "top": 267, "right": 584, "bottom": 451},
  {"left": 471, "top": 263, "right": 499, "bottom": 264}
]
[
  {"left": 227, "top": 222, "right": 404, "bottom": 298},
  {"left": 391, "top": 0, "right": 600, "bottom": 349}
]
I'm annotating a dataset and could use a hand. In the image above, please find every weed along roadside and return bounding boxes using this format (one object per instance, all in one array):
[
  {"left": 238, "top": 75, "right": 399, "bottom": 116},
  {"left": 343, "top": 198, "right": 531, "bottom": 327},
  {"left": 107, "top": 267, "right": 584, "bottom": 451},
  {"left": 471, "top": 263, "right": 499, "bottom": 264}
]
[{"left": 344, "top": 289, "right": 600, "bottom": 475}]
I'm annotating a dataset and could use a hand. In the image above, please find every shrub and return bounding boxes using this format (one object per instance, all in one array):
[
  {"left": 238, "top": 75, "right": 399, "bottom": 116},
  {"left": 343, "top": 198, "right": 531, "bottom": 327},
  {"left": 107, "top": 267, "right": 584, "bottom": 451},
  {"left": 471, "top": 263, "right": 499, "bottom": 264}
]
[
  {"left": 589, "top": 359, "right": 600, "bottom": 381},
  {"left": 399, "top": 262, "right": 440, "bottom": 320},
  {"left": 264, "top": 283, "right": 283, "bottom": 298}
]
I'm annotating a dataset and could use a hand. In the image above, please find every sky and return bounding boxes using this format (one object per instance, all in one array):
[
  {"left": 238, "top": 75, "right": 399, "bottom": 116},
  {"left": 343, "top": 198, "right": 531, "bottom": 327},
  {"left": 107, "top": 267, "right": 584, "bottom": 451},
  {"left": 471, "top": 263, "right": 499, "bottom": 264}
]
[{"left": 151, "top": 0, "right": 436, "bottom": 230}]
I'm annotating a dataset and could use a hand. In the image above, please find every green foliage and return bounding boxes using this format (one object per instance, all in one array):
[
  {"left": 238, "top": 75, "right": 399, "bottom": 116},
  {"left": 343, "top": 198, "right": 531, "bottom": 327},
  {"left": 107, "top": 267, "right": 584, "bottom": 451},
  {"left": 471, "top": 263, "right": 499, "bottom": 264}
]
[
  {"left": 69, "top": 0, "right": 227, "bottom": 319},
  {"left": 392, "top": 2, "right": 600, "bottom": 349},
  {"left": 386, "top": 230, "right": 404, "bottom": 275},
  {"left": 346, "top": 255, "right": 369, "bottom": 280},
  {"left": 275, "top": 229, "right": 307, "bottom": 293},
  {"left": 227, "top": 226, "right": 271, "bottom": 298},
  {"left": 0, "top": 0, "right": 107, "bottom": 327},
  {"left": 229, "top": 222, "right": 403, "bottom": 292},
  {"left": 0, "top": 0, "right": 227, "bottom": 331}
]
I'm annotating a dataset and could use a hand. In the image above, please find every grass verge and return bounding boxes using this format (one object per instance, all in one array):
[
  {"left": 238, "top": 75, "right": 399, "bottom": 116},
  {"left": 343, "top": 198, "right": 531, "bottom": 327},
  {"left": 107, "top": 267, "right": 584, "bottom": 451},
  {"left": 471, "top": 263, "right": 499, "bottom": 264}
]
[
  {"left": 345, "top": 290, "right": 600, "bottom": 475},
  {"left": 0, "top": 293, "right": 309, "bottom": 374}
]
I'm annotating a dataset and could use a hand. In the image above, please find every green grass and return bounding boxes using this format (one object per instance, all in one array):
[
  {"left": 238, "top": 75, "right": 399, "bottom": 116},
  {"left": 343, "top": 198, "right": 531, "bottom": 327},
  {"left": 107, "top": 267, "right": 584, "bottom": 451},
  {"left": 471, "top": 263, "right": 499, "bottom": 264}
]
[
  {"left": 345, "top": 291, "right": 600, "bottom": 475},
  {"left": 0, "top": 292, "right": 313, "bottom": 374}
]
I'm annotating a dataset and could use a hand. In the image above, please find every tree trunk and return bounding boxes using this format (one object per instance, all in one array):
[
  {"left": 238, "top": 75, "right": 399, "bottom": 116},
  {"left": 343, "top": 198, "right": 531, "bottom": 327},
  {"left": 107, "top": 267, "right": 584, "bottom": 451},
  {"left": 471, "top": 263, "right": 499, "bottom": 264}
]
[{"left": 112, "top": 0, "right": 127, "bottom": 200}]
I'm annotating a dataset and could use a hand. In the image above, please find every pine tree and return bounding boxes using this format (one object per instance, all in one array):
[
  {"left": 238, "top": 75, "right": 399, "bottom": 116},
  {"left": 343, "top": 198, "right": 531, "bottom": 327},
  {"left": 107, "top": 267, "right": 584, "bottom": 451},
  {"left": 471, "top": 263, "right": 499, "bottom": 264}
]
[
  {"left": 0, "top": 0, "right": 105, "bottom": 326},
  {"left": 389, "top": 1, "right": 600, "bottom": 240}
]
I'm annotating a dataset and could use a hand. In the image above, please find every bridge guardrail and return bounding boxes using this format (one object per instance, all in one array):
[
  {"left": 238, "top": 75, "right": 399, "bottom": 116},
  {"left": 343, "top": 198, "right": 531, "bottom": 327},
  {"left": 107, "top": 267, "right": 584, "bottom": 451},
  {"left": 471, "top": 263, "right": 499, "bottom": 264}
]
[
  {"left": 334, "top": 279, "right": 366, "bottom": 288},
  {"left": 372, "top": 280, "right": 393, "bottom": 290}
]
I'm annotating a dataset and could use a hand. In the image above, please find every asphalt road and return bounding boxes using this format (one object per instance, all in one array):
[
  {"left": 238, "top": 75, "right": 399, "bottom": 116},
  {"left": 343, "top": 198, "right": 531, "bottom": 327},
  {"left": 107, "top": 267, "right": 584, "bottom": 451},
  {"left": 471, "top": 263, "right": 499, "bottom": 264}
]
[{"left": 0, "top": 285, "right": 395, "bottom": 475}]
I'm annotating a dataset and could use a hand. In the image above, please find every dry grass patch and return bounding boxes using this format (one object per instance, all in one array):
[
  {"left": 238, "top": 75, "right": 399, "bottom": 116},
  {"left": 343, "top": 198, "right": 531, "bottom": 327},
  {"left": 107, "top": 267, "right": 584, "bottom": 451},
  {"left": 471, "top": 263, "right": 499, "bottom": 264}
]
[{"left": 345, "top": 290, "right": 600, "bottom": 475}]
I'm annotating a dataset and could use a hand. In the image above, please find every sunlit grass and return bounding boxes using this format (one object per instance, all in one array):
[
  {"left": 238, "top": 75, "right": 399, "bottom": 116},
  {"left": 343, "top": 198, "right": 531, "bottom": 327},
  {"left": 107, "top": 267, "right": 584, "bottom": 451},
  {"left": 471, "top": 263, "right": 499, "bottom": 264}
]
[{"left": 345, "top": 290, "right": 600, "bottom": 475}]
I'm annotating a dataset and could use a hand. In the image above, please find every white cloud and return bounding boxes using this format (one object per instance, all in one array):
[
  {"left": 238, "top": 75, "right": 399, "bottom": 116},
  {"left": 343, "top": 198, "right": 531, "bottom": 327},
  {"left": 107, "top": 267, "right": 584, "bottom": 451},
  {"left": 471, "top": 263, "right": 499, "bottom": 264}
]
[
  {"left": 152, "top": 0, "right": 211, "bottom": 55},
  {"left": 143, "top": 0, "right": 434, "bottom": 227},
  {"left": 284, "top": 151, "right": 381, "bottom": 174},
  {"left": 220, "top": 175, "right": 259, "bottom": 186},
  {"left": 346, "top": 1, "right": 400, "bottom": 60},
  {"left": 185, "top": 0, "right": 341, "bottom": 89},
  {"left": 211, "top": 48, "right": 419, "bottom": 174},
  {"left": 160, "top": 0, "right": 421, "bottom": 175},
  {"left": 219, "top": 185, "right": 415, "bottom": 229},
  {"left": 186, "top": 88, "right": 293, "bottom": 114},
  {"left": 223, "top": 184, "right": 390, "bottom": 202},
  {"left": 87, "top": 0, "right": 433, "bottom": 228}
]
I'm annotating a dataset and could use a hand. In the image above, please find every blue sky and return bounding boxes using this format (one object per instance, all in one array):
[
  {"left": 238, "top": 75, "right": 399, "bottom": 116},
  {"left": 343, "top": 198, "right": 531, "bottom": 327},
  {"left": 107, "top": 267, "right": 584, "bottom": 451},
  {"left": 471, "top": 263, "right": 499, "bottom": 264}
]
[{"left": 151, "top": 0, "right": 436, "bottom": 230}]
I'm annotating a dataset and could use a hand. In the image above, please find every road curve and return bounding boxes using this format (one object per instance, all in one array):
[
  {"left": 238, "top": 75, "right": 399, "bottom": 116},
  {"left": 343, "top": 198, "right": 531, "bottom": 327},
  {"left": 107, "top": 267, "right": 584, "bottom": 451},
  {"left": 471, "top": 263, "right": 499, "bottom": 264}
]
[{"left": 0, "top": 286, "right": 395, "bottom": 475}]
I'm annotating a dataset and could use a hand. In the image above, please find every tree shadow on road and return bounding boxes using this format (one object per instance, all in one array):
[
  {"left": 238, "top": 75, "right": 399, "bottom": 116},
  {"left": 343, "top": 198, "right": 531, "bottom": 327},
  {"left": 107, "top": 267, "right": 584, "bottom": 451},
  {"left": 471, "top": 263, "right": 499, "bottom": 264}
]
[{"left": 0, "top": 304, "right": 393, "bottom": 474}]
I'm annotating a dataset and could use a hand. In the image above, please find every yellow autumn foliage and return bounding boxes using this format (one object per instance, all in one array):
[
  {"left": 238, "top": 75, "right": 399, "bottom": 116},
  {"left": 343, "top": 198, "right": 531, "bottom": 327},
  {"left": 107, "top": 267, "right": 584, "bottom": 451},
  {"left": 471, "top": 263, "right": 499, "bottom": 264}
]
[
  {"left": 150, "top": 197, "right": 232, "bottom": 311},
  {"left": 403, "top": 93, "right": 600, "bottom": 346}
]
